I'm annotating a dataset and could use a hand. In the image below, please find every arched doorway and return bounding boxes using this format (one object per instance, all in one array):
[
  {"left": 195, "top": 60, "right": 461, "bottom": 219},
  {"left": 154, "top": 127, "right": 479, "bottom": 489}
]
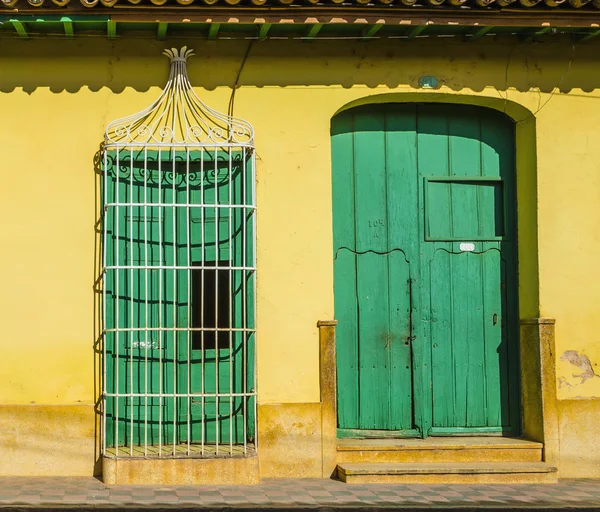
[{"left": 332, "top": 103, "right": 520, "bottom": 438}]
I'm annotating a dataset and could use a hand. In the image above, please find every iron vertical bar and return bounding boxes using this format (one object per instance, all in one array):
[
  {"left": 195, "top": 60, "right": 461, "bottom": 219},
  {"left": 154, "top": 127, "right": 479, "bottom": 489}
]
[
  {"left": 242, "top": 147, "right": 247, "bottom": 455},
  {"left": 129, "top": 147, "right": 134, "bottom": 456},
  {"left": 200, "top": 147, "right": 206, "bottom": 457},
  {"left": 228, "top": 148, "right": 233, "bottom": 456},
  {"left": 251, "top": 151, "right": 257, "bottom": 450},
  {"left": 186, "top": 148, "right": 191, "bottom": 457},
  {"left": 102, "top": 148, "right": 108, "bottom": 457},
  {"left": 172, "top": 149, "right": 177, "bottom": 456},
  {"left": 115, "top": 148, "right": 120, "bottom": 458},
  {"left": 214, "top": 147, "right": 219, "bottom": 456},
  {"left": 158, "top": 147, "right": 163, "bottom": 457},
  {"left": 144, "top": 148, "right": 149, "bottom": 457}
]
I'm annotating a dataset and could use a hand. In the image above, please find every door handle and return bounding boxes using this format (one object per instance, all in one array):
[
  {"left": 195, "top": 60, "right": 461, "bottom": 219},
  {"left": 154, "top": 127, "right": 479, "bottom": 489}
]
[{"left": 493, "top": 313, "right": 498, "bottom": 325}]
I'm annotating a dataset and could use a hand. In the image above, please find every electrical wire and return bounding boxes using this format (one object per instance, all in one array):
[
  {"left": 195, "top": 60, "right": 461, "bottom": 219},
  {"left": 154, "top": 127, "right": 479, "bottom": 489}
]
[
  {"left": 517, "top": 37, "right": 575, "bottom": 123},
  {"left": 228, "top": 39, "right": 254, "bottom": 120}
]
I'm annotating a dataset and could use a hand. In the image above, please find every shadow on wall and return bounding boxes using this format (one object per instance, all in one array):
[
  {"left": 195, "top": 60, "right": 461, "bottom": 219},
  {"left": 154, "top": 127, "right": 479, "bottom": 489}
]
[{"left": 0, "top": 36, "right": 596, "bottom": 94}]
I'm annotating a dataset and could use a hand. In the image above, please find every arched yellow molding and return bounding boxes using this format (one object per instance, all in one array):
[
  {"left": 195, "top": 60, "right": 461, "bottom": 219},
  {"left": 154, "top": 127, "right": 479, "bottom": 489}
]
[
  {"left": 333, "top": 91, "right": 535, "bottom": 125},
  {"left": 331, "top": 90, "right": 539, "bottom": 320}
]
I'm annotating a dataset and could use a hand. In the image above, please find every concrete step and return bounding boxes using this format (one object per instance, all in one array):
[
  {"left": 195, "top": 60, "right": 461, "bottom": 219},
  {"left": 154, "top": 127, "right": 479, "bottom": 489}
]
[
  {"left": 337, "top": 462, "right": 558, "bottom": 484},
  {"left": 337, "top": 437, "right": 543, "bottom": 464}
]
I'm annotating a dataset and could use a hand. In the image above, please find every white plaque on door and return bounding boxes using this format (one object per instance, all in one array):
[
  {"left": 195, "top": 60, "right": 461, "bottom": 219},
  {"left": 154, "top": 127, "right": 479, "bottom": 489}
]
[{"left": 459, "top": 242, "right": 475, "bottom": 252}]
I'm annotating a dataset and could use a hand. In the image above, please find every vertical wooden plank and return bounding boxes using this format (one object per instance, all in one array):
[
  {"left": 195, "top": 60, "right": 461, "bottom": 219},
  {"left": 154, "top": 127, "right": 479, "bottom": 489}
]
[
  {"left": 417, "top": 105, "right": 450, "bottom": 437},
  {"left": 465, "top": 251, "right": 486, "bottom": 427},
  {"left": 385, "top": 105, "right": 418, "bottom": 431},
  {"left": 481, "top": 111, "right": 519, "bottom": 429},
  {"left": 430, "top": 250, "right": 453, "bottom": 427},
  {"left": 448, "top": 110, "right": 486, "bottom": 428},
  {"left": 331, "top": 111, "right": 360, "bottom": 430},
  {"left": 450, "top": 252, "right": 469, "bottom": 427},
  {"left": 482, "top": 249, "right": 504, "bottom": 426},
  {"left": 353, "top": 107, "right": 390, "bottom": 429},
  {"left": 386, "top": 253, "right": 412, "bottom": 430}
]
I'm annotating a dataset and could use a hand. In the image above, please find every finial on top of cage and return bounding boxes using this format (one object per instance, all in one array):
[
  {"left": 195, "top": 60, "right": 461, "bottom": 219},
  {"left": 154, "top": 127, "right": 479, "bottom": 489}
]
[
  {"left": 163, "top": 46, "right": 195, "bottom": 63},
  {"left": 104, "top": 46, "right": 254, "bottom": 147}
]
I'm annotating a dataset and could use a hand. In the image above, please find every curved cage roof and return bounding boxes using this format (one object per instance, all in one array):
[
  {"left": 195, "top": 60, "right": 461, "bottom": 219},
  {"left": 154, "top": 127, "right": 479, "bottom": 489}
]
[{"left": 105, "top": 46, "right": 254, "bottom": 148}]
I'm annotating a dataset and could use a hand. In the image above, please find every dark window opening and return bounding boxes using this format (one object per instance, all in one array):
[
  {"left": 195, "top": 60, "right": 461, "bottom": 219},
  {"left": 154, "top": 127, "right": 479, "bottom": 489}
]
[{"left": 191, "top": 261, "right": 231, "bottom": 350}]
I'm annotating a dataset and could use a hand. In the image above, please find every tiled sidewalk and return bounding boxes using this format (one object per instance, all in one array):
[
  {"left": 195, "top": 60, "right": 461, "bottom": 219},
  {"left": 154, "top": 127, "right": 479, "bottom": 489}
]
[{"left": 0, "top": 477, "right": 599, "bottom": 509}]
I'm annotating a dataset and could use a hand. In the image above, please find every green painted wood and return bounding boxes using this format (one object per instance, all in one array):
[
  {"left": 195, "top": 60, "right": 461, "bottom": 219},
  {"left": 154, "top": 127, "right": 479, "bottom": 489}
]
[
  {"left": 63, "top": 19, "right": 74, "bottom": 38},
  {"left": 9, "top": 20, "right": 28, "bottom": 39},
  {"left": 429, "top": 426, "right": 515, "bottom": 435},
  {"left": 353, "top": 110, "right": 392, "bottom": 430},
  {"left": 384, "top": 107, "right": 419, "bottom": 432},
  {"left": 333, "top": 105, "right": 415, "bottom": 434},
  {"left": 332, "top": 103, "right": 519, "bottom": 438},
  {"left": 407, "top": 25, "right": 427, "bottom": 39},
  {"left": 306, "top": 23, "right": 324, "bottom": 40},
  {"left": 104, "top": 149, "right": 254, "bottom": 448},
  {"left": 578, "top": 28, "right": 600, "bottom": 42},
  {"left": 258, "top": 23, "right": 271, "bottom": 40},
  {"left": 414, "top": 105, "right": 450, "bottom": 438},
  {"left": 208, "top": 23, "right": 220, "bottom": 40},
  {"left": 467, "top": 26, "right": 494, "bottom": 41},
  {"left": 337, "top": 428, "right": 421, "bottom": 439},
  {"left": 419, "top": 104, "right": 519, "bottom": 434},
  {"left": 332, "top": 112, "right": 360, "bottom": 430},
  {"left": 361, "top": 24, "right": 383, "bottom": 41},
  {"left": 157, "top": 22, "right": 168, "bottom": 40},
  {"left": 107, "top": 20, "right": 117, "bottom": 39}
]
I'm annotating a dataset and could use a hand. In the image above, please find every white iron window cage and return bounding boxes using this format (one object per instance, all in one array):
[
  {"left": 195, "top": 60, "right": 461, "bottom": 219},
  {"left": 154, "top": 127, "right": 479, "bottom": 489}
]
[{"left": 101, "top": 47, "right": 257, "bottom": 459}]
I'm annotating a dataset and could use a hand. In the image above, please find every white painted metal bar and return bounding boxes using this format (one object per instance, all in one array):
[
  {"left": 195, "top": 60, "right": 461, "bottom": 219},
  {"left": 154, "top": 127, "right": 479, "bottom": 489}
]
[
  {"left": 115, "top": 148, "right": 120, "bottom": 458},
  {"left": 105, "top": 203, "right": 250, "bottom": 209},
  {"left": 214, "top": 147, "right": 219, "bottom": 456},
  {"left": 242, "top": 148, "right": 247, "bottom": 456},
  {"left": 251, "top": 150, "right": 258, "bottom": 451},
  {"left": 105, "top": 265, "right": 253, "bottom": 270},
  {"left": 158, "top": 147, "right": 163, "bottom": 457},
  {"left": 102, "top": 147, "right": 108, "bottom": 458},
  {"left": 200, "top": 146, "right": 206, "bottom": 457},
  {"left": 105, "top": 327, "right": 256, "bottom": 333},
  {"left": 129, "top": 147, "right": 134, "bottom": 457},
  {"left": 172, "top": 148, "right": 178, "bottom": 457},
  {"left": 143, "top": 147, "right": 149, "bottom": 458},
  {"left": 228, "top": 148, "right": 233, "bottom": 456},
  {"left": 102, "top": 47, "right": 256, "bottom": 460},
  {"left": 105, "top": 392, "right": 256, "bottom": 398},
  {"left": 186, "top": 148, "right": 191, "bottom": 458}
]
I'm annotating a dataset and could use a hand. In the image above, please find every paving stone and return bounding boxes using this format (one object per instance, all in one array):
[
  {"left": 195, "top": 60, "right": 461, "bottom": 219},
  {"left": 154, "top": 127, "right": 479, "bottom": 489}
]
[{"left": 0, "top": 476, "right": 597, "bottom": 509}]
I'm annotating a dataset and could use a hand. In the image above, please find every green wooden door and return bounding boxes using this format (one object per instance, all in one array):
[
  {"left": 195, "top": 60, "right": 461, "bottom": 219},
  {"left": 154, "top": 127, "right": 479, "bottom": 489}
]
[{"left": 332, "top": 103, "right": 519, "bottom": 438}]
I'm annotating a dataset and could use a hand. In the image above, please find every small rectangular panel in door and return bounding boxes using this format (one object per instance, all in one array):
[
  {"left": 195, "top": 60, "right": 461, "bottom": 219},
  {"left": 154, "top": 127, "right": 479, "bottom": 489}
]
[{"left": 425, "top": 178, "right": 504, "bottom": 241}]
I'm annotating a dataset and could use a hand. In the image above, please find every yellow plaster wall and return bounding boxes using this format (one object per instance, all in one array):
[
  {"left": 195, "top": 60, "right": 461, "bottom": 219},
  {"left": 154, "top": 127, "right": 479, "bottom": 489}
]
[
  {"left": 258, "top": 403, "right": 323, "bottom": 478},
  {"left": 0, "top": 405, "right": 98, "bottom": 476},
  {"left": 558, "top": 400, "right": 600, "bottom": 478},
  {"left": 1, "top": 36, "right": 600, "bottom": 476}
]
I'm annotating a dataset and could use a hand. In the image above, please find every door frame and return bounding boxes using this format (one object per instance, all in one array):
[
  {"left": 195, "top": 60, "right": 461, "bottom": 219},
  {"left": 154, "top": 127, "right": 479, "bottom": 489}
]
[{"left": 331, "top": 94, "right": 538, "bottom": 440}]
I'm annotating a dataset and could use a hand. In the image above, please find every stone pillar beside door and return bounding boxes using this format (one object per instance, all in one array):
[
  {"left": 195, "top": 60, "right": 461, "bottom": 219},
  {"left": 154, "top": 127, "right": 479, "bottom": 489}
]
[
  {"left": 520, "top": 318, "right": 559, "bottom": 466},
  {"left": 318, "top": 320, "right": 338, "bottom": 478}
]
